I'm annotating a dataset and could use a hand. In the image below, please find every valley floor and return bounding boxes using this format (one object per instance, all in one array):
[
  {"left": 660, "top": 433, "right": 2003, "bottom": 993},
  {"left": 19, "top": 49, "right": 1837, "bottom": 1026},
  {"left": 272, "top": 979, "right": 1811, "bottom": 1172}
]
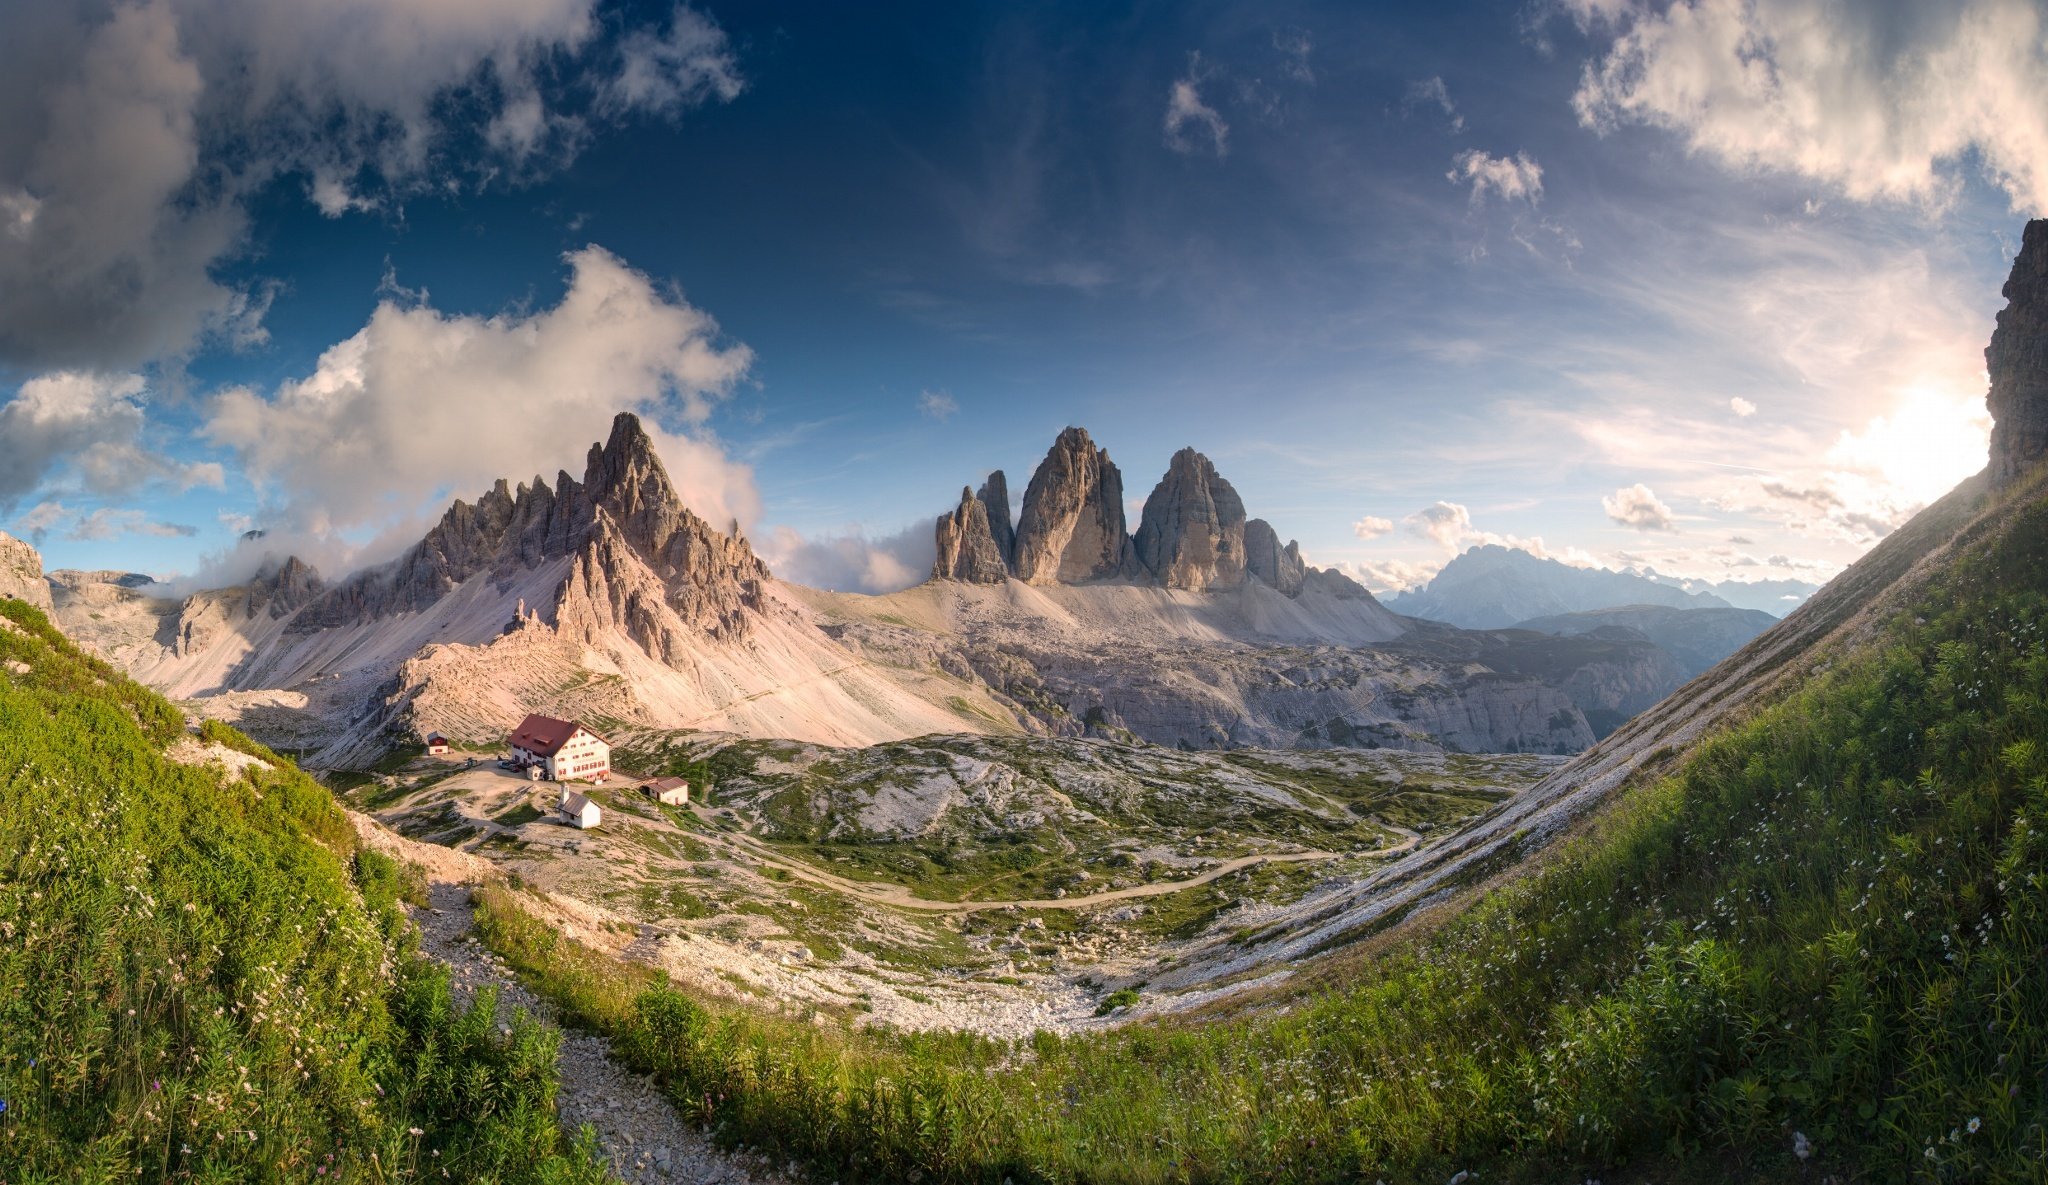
[{"left": 334, "top": 736, "right": 1558, "bottom": 1036}]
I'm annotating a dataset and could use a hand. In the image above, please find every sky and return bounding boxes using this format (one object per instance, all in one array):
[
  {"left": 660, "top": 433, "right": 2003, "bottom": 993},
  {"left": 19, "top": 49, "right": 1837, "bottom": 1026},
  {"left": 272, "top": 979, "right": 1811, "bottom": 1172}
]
[{"left": 1, "top": 0, "right": 2044, "bottom": 599}]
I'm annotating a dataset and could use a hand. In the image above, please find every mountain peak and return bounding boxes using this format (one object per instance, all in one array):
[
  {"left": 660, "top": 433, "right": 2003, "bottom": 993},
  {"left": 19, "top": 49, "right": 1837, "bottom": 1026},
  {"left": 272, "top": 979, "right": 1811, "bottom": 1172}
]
[
  {"left": 1012, "top": 426, "right": 1133, "bottom": 584},
  {"left": 1988, "top": 218, "right": 2048, "bottom": 486},
  {"left": 1133, "top": 446, "right": 1247, "bottom": 591}
]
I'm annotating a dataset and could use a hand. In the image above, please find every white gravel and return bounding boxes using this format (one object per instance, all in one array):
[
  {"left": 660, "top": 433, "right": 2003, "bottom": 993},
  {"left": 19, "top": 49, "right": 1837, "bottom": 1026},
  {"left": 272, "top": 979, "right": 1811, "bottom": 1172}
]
[{"left": 410, "top": 881, "right": 784, "bottom": 1185}]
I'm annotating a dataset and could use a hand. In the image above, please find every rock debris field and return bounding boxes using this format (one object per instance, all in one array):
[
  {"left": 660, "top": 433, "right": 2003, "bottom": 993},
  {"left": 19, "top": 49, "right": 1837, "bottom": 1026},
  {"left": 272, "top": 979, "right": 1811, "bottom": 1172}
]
[{"left": 411, "top": 880, "right": 783, "bottom": 1185}]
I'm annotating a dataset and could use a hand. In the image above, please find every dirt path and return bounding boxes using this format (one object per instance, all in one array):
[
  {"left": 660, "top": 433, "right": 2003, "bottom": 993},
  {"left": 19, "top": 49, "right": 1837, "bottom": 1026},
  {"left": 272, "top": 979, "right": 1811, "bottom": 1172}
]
[
  {"left": 689, "top": 808, "right": 1423, "bottom": 913},
  {"left": 411, "top": 881, "right": 779, "bottom": 1185}
]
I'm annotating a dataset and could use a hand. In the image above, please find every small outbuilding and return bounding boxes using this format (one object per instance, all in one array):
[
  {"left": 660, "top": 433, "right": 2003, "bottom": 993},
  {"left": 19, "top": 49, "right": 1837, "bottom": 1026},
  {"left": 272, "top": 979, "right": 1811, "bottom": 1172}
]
[
  {"left": 643, "top": 776, "right": 690, "bottom": 806},
  {"left": 423, "top": 732, "right": 450, "bottom": 756},
  {"left": 559, "top": 787, "right": 602, "bottom": 830}
]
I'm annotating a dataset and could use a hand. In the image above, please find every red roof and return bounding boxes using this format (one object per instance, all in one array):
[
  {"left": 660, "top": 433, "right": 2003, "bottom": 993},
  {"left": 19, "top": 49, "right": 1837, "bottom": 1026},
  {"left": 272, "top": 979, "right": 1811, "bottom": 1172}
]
[
  {"left": 508, "top": 713, "right": 585, "bottom": 756},
  {"left": 646, "top": 776, "right": 689, "bottom": 792}
]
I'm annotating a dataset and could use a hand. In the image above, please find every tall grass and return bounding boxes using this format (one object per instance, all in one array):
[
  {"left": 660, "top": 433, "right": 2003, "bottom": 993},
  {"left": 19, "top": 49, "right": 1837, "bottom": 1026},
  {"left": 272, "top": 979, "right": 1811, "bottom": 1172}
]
[
  {"left": 0, "top": 600, "right": 610, "bottom": 1183},
  {"left": 474, "top": 486, "right": 2048, "bottom": 1182}
]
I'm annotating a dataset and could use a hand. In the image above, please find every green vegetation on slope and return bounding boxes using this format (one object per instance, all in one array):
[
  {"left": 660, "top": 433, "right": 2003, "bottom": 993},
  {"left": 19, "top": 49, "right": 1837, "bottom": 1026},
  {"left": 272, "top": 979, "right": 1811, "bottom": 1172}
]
[
  {"left": 472, "top": 477, "right": 2048, "bottom": 1183},
  {"left": 0, "top": 601, "right": 608, "bottom": 1183}
]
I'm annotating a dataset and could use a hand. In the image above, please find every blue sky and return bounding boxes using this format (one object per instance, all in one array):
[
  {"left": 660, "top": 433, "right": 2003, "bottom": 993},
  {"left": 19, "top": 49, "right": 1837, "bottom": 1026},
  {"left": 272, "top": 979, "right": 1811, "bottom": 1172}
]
[{"left": 1, "top": 0, "right": 2042, "bottom": 594}]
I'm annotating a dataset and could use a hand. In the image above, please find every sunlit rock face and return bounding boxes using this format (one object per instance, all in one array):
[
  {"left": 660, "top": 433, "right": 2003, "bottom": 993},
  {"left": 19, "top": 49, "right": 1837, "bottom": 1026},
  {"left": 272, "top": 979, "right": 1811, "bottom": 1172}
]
[
  {"left": 1989, "top": 218, "right": 2048, "bottom": 487},
  {"left": 932, "top": 486, "right": 1011, "bottom": 584},
  {"left": 1012, "top": 427, "right": 1135, "bottom": 585},
  {"left": 0, "top": 530, "right": 53, "bottom": 611},
  {"left": 1133, "top": 448, "right": 1248, "bottom": 591}
]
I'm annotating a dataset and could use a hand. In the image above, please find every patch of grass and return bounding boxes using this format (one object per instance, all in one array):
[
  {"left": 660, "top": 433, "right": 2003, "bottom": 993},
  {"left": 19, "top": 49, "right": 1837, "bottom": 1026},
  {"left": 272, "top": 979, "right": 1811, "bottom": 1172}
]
[{"left": 0, "top": 599, "right": 608, "bottom": 1182}]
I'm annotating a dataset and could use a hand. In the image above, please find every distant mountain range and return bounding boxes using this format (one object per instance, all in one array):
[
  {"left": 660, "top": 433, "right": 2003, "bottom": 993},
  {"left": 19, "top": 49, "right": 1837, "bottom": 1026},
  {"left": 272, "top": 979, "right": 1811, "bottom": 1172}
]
[{"left": 1386, "top": 545, "right": 1819, "bottom": 628}]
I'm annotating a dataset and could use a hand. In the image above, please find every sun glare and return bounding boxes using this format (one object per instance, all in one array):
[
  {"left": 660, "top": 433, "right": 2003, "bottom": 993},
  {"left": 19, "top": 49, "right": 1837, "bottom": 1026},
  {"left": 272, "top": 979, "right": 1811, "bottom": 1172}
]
[{"left": 1828, "top": 385, "right": 1993, "bottom": 509}]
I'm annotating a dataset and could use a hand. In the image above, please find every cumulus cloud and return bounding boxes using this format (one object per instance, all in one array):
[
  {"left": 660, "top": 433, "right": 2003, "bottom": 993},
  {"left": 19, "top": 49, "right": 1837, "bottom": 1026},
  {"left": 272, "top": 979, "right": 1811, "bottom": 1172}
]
[
  {"left": 1602, "top": 482, "right": 1677, "bottom": 531},
  {"left": 1164, "top": 56, "right": 1229, "bottom": 157},
  {"left": 1405, "top": 501, "right": 1480, "bottom": 549},
  {"left": 755, "top": 523, "right": 934, "bottom": 594},
  {"left": 1569, "top": 0, "right": 2048, "bottom": 212},
  {"left": 1729, "top": 396, "right": 1757, "bottom": 417},
  {"left": 1448, "top": 148, "right": 1544, "bottom": 205},
  {"left": 917, "top": 390, "right": 959, "bottom": 420},
  {"left": 1351, "top": 514, "right": 1394, "bottom": 539},
  {"left": 203, "top": 245, "right": 758, "bottom": 545},
  {"left": 1402, "top": 499, "right": 1566, "bottom": 559},
  {"left": 16, "top": 501, "right": 197, "bottom": 544},
  {"left": 0, "top": 370, "right": 220, "bottom": 511},
  {"left": 1346, "top": 557, "right": 1441, "bottom": 595},
  {"left": 1404, "top": 76, "right": 1463, "bottom": 131},
  {"left": 0, "top": 0, "right": 742, "bottom": 371}
]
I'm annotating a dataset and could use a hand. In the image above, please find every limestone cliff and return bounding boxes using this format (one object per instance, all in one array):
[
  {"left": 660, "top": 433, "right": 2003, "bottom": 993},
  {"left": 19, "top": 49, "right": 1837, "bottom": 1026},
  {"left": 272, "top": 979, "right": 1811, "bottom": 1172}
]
[
  {"left": 932, "top": 486, "right": 1011, "bottom": 583},
  {"left": 1242, "top": 519, "right": 1304, "bottom": 595},
  {"left": 977, "top": 472, "right": 1015, "bottom": 568},
  {"left": 1988, "top": 218, "right": 2048, "bottom": 486},
  {"left": 1012, "top": 427, "right": 1134, "bottom": 584},
  {"left": 0, "top": 530, "right": 53, "bottom": 612},
  {"left": 1132, "top": 448, "right": 1248, "bottom": 591}
]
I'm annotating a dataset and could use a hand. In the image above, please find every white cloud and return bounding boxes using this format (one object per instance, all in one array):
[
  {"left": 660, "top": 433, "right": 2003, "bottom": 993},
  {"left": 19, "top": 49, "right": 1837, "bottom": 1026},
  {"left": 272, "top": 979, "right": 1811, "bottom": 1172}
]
[
  {"left": 605, "top": 5, "right": 745, "bottom": 116},
  {"left": 1729, "top": 396, "right": 1757, "bottom": 417},
  {"left": 1602, "top": 482, "right": 1677, "bottom": 531},
  {"left": 204, "top": 246, "right": 759, "bottom": 544},
  {"left": 1351, "top": 514, "right": 1394, "bottom": 539},
  {"left": 755, "top": 523, "right": 934, "bottom": 594},
  {"left": 917, "top": 390, "right": 959, "bottom": 420},
  {"left": 1346, "top": 557, "right": 1441, "bottom": 595},
  {"left": 1164, "top": 57, "right": 1229, "bottom": 157},
  {"left": 1273, "top": 29, "right": 1315, "bottom": 84},
  {"left": 1404, "top": 76, "right": 1463, "bottom": 132},
  {"left": 0, "top": 370, "right": 219, "bottom": 510},
  {"left": 1402, "top": 499, "right": 1562, "bottom": 558},
  {"left": 15, "top": 501, "right": 197, "bottom": 544},
  {"left": 1449, "top": 149, "right": 1544, "bottom": 205},
  {"left": 1570, "top": 0, "right": 2048, "bottom": 213},
  {"left": 0, "top": 0, "right": 742, "bottom": 371}
]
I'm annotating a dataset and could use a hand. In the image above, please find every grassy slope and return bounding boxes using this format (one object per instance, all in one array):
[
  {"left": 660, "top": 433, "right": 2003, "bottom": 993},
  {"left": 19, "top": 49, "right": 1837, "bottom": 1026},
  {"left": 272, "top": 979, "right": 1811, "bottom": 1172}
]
[
  {"left": 0, "top": 601, "right": 608, "bottom": 1183},
  {"left": 470, "top": 464, "right": 2048, "bottom": 1185}
]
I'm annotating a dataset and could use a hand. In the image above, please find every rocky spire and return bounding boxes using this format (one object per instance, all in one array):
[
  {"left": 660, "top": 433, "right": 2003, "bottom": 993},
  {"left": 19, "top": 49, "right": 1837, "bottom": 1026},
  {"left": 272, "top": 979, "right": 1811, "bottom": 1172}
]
[
  {"left": 1133, "top": 448, "right": 1248, "bottom": 591},
  {"left": 244, "top": 555, "right": 324, "bottom": 620},
  {"left": 293, "top": 412, "right": 772, "bottom": 644},
  {"left": 977, "top": 471, "right": 1015, "bottom": 568},
  {"left": 1989, "top": 218, "right": 2048, "bottom": 487},
  {"left": 932, "top": 486, "right": 1011, "bottom": 583},
  {"left": 1243, "top": 518, "right": 1306, "bottom": 596},
  {"left": 1012, "top": 427, "right": 1134, "bottom": 584}
]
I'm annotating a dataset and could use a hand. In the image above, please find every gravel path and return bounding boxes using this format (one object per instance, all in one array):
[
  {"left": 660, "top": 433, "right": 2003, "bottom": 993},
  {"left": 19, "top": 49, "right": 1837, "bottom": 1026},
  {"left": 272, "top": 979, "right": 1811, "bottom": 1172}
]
[{"left": 411, "top": 881, "right": 781, "bottom": 1185}]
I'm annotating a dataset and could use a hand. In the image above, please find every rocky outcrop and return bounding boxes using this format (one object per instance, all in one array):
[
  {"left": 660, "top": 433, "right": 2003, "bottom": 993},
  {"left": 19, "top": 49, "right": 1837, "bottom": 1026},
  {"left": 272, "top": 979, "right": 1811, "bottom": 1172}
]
[
  {"left": 296, "top": 412, "right": 770, "bottom": 643},
  {"left": 977, "top": 472, "right": 1015, "bottom": 567},
  {"left": 1988, "top": 218, "right": 2048, "bottom": 486},
  {"left": 0, "top": 530, "right": 53, "bottom": 612},
  {"left": 1012, "top": 427, "right": 1133, "bottom": 584},
  {"left": 1132, "top": 448, "right": 1247, "bottom": 591},
  {"left": 1243, "top": 518, "right": 1305, "bottom": 595},
  {"left": 932, "top": 487, "right": 1011, "bottom": 583},
  {"left": 246, "top": 556, "right": 323, "bottom": 620}
]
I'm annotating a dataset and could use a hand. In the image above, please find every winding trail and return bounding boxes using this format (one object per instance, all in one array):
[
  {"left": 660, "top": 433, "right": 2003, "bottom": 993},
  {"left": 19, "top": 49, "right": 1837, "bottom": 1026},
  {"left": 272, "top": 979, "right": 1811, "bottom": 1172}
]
[
  {"left": 410, "top": 881, "right": 780, "bottom": 1185},
  {"left": 686, "top": 805, "right": 1424, "bottom": 913}
]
